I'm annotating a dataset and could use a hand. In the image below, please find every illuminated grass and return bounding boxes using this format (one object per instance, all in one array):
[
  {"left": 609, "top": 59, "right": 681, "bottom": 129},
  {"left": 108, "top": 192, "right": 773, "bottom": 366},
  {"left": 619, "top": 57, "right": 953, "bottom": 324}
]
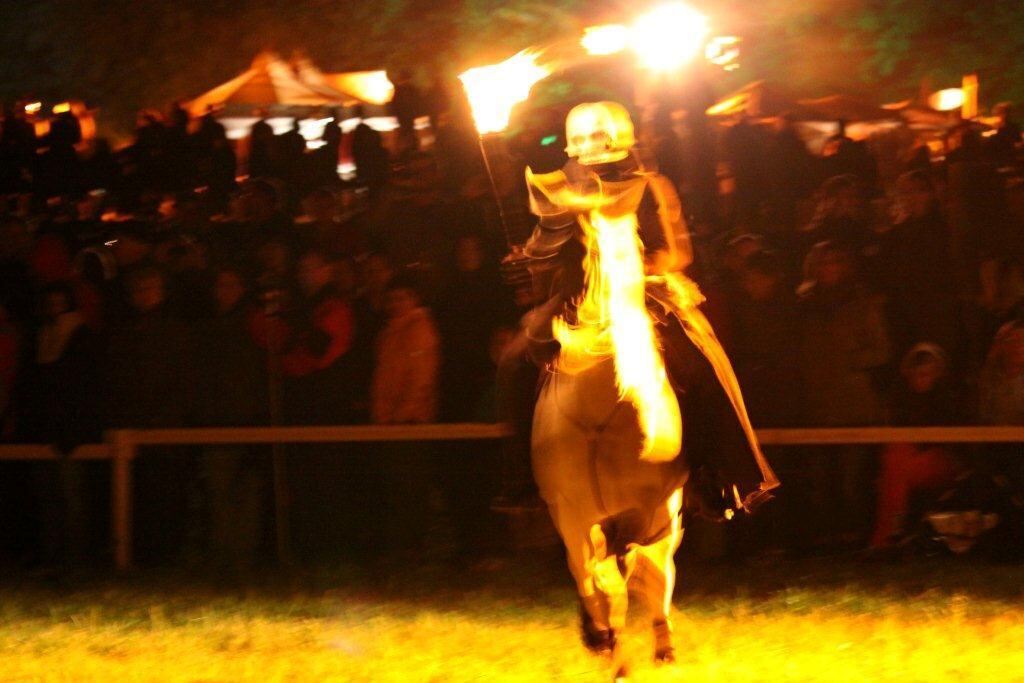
[{"left": 1, "top": 558, "right": 1023, "bottom": 681}]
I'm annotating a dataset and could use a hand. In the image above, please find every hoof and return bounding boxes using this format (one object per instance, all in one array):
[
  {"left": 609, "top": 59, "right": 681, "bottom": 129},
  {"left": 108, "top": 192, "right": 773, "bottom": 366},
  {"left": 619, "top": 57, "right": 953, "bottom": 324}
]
[
  {"left": 611, "top": 640, "right": 630, "bottom": 681},
  {"left": 579, "top": 600, "right": 615, "bottom": 655},
  {"left": 585, "top": 630, "right": 615, "bottom": 656},
  {"left": 652, "top": 619, "right": 675, "bottom": 664}
]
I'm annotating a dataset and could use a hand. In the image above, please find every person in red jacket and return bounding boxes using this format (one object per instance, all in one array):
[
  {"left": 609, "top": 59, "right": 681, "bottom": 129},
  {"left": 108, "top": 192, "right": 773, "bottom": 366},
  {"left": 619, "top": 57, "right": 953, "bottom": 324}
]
[{"left": 281, "top": 248, "right": 356, "bottom": 424}]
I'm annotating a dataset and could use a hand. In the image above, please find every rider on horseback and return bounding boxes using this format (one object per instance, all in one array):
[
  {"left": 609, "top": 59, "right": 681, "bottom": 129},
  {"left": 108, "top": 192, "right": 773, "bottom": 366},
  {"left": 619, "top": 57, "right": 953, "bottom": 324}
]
[{"left": 495, "top": 101, "right": 778, "bottom": 520}]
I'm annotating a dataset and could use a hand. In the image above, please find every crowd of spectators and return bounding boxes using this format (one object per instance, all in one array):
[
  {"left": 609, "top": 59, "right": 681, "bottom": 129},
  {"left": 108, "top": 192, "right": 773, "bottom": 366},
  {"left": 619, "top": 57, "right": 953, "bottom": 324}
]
[{"left": 2, "top": 81, "right": 1023, "bottom": 569}]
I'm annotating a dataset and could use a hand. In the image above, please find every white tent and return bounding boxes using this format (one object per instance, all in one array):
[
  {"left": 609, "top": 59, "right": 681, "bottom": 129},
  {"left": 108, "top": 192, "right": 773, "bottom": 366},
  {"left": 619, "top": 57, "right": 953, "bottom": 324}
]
[{"left": 187, "top": 52, "right": 355, "bottom": 116}]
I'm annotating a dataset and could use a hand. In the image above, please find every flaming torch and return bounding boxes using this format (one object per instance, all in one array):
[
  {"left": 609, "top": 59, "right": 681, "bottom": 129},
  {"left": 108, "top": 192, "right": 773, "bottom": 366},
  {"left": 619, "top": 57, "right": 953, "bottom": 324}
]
[{"left": 459, "top": 50, "right": 551, "bottom": 247}]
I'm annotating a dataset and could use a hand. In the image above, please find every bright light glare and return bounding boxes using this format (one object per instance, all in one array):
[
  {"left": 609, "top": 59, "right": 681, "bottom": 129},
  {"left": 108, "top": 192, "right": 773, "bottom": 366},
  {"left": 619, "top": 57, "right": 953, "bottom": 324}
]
[
  {"left": 581, "top": 24, "right": 631, "bottom": 56},
  {"left": 52, "top": 102, "right": 71, "bottom": 114},
  {"left": 459, "top": 50, "right": 550, "bottom": 134},
  {"left": 328, "top": 71, "right": 395, "bottom": 106},
  {"left": 705, "top": 36, "right": 740, "bottom": 66},
  {"left": 24, "top": 102, "right": 42, "bottom": 115},
  {"left": 929, "top": 88, "right": 965, "bottom": 112},
  {"left": 631, "top": 3, "right": 709, "bottom": 71}
]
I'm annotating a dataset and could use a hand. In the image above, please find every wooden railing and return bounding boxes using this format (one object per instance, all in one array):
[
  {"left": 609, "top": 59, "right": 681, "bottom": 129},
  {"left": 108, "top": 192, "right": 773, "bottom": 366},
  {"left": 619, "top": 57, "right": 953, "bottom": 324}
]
[{"left": 2, "top": 424, "right": 1022, "bottom": 571}]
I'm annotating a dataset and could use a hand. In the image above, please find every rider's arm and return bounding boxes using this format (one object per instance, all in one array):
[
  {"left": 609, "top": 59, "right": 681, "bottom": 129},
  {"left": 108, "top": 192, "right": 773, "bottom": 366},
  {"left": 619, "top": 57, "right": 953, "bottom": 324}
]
[{"left": 642, "top": 174, "right": 692, "bottom": 275}]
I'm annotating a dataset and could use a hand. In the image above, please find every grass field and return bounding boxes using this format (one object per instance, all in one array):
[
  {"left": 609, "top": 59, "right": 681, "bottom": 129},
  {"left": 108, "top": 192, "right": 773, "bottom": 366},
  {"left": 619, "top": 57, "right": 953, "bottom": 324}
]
[{"left": 2, "top": 554, "right": 1024, "bottom": 682}]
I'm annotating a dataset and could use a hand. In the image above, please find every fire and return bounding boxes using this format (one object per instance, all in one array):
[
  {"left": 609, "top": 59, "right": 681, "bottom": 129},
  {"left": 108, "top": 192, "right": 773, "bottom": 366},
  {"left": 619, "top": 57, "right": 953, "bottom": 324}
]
[
  {"left": 459, "top": 50, "right": 550, "bottom": 134},
  {"left": 581, "top": 25, "right": 631, "bottom": 57},
  {"left": 929, "top": 88, "right": 965, "bottom": 112},
  {"left": 552, "top": 211, "right": 682, "bottom": 461},
  {"left": 631, "top": 3, "right": 709, "bottom": 71},
  {"left": 705, "top": 35, "right": 741, "bottom": 67}
]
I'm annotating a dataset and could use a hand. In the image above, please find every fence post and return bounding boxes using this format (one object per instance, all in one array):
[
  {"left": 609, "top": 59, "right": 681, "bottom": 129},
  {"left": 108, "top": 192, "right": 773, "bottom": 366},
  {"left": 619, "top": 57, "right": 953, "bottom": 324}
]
[{"left": 108, "top": 429, "right": 136, "bottom": 572}]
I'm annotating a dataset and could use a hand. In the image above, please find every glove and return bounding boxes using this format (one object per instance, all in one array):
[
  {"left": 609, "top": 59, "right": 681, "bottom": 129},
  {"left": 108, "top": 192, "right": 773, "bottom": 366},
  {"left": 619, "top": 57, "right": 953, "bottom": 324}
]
[{"left": 500, "top": 246, "right": 533, "bottom": 288}]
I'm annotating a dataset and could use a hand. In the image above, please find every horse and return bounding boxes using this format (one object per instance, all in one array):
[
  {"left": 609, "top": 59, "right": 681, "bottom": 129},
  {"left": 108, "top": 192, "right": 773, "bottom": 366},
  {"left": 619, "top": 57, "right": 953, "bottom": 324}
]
[
  {"left": 531, "top": 312, "right": 687, "bottom": 679},
  {"left": 532, "top": 352, "right": 684, "bottom": 679},
  {"left": 524, "top": 145, "right": 775, "bottom": 679}
]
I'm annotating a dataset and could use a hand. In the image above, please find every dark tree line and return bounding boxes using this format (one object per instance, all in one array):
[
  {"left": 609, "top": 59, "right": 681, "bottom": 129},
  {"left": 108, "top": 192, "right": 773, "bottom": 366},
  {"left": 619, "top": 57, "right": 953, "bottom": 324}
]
[{"left": 3, "top": 0, "right": 1024, "bottom": 138}]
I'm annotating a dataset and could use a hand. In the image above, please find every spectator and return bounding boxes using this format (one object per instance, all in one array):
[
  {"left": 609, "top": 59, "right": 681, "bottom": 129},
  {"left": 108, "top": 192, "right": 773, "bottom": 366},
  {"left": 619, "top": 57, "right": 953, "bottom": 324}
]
[
  {"left": 978, "top": 320, "right": 1024, "bottom": 493},
  {"left": 281, "top": 248, "right": 357, "bottom": 424},
  {"left": 799, "top": 240, "right": 891, "bottom": 424},
  {"left": 389, "top": 69, "right": 423, "bottom": 154},
  {"left": 104, "top": 266, "right": 194, "bottom": 563},
  {"left": 234, "top": 179, "right": 291, "bottom": 251},
  {"left": 870, "top": 344, "right": 964, "bottom": 548},
  {"left": 192, "top": 118, "right": 236, "bottom": 204},
  {"left": 797, "top": 175, "right": 874, "bottom": 264},
  {"left": 18, "top": 283, "right": 102, "bottom": 448},
  {"left": 821, "top": 120, "right": 879, "bottom": 194},
  {"left": 343, "top": 252, "right": 395, "bottom": 420},
  {"left": 104, "top": 266, "right": 193, "bottom": 426},
  {"left": 311, "top": 118, "right": 342, "bottom": 188},
  {"left": 371, "top": 273, "right": 440, "bottom": 559},
  {"left": 371, "top": 272, "right": 440, "bottom": 424},
  {"left": 978, "top": 321, "right": 1024, "bottom": 426},
  {"left": 295, "top": 188, "right": 367, "bottom": 259},
  {"left": 728, "top": 250, "right": 803, "bottom": 427},
  {"left": 0, "top": 103, "right": 37, "bottom": 194},
  {"left": 0, "top": 216, "right": 36, "bottom": 324},
  {"left": 437, "top": 233, "right": 511, "bottom": 421},
  {"left": 722, "top": 114, "right": 771, "bottom": 230},
  {"left": 945, "top": 123, "right": 1009, "bottom": 281},
  {"left": 798, "top": 240, "right": 891, "bottom": 546},
  {"left": 765, "top": 113, "right": 816, "bottom": 233},
  {"left": 275, "top": 120, "right": 307, "bottom": 202},
  {"left": 17, "top": 284, "right": 103, "bottom": 566},
  {"left": 964, "top": 258, "right": 1024, "bottom": 373},
  {"left": 101, "top": 221, "right": 157, "bottom": 324},
  {"left": 193, "top": 267, "right": 268, "bottom": 426},
  {"left": 989, "top": 102, "right": 1021, "bottom": 166},
  {"left": 423, "top": 73, "right": 451, "bottom": 135},
  {"left": 247, "top": 114, "right": 275, "bottom": 179},
  {"left": 875, "top": 170, "right": 959, "bottom": 355},
  {"left": 351, "top": 107, "right": 390, "bottom": 199},
  {"left": 193, "top": 266, "right": 269, "bottom": 573}
]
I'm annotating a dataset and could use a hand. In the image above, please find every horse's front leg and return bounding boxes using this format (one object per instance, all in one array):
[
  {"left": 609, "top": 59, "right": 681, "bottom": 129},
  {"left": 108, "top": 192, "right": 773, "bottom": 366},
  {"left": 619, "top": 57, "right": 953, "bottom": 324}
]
[
  {"left": 631, "top": 489, "right": 684, "bottom": 663},
  {"left": 589, "top": 524, "right": 631, "bottom": 680},
  {"left": 547, "top": 500, "right": 615, "bottom": 655}
]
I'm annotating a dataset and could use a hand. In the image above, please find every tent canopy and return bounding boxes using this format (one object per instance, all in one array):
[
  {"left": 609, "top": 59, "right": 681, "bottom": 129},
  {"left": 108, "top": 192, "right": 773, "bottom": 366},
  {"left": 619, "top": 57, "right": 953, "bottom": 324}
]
[
  {"left": 883, "top": 99, "right": 967, "bottom": 131},
  {"left": 289, "top": 53, "right": 394, "bottom": 106},
  {"left": 706, "top": 80, "right": 802, "bottom": 118},
  {"left": 187, "top": 52, "right": 393, "bottom": 116},
  {"left": 796, "top": 94, "right": 897, "bottom": 123},
  {"left": 708, "top": 82, "right": 900, "bottom": 124}
]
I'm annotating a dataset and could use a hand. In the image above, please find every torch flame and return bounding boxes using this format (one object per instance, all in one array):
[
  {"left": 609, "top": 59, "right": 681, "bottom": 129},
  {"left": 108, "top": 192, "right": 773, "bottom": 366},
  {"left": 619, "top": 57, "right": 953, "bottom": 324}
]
[
  {"left": 631, "top": 3, "right": 710, "bottom": 71},
  {"left": 929, "top": 88, "right": 966, "bottom": 112},
  {"left": 581, "top": 25, "right": 631, "bottom": 56},
  {"left": 552, "top": 211, "right": 681, "bottom": 461},
  {"left": 459, "top": 50, "right": 551, "bottom": 134}
]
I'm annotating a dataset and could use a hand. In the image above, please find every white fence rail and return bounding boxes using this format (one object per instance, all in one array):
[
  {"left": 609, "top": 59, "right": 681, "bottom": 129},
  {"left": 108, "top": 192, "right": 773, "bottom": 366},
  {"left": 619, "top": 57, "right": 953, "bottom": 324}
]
[{"left": 2, "top": 424, "right": 1022, "bottom": 570}]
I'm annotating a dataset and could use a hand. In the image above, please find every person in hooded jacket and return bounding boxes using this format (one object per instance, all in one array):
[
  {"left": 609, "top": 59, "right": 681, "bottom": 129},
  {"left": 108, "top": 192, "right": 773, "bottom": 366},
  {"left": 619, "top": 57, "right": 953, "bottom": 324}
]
[{"left": 870, "top": 344, "right": 964, "bottom": 549}]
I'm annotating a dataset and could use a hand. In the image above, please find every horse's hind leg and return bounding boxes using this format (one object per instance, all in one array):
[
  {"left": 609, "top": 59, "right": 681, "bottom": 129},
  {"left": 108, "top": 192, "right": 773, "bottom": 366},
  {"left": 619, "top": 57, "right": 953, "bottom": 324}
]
[{"left": 632, "top": 491, "right": 684, "bottom": 663}]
